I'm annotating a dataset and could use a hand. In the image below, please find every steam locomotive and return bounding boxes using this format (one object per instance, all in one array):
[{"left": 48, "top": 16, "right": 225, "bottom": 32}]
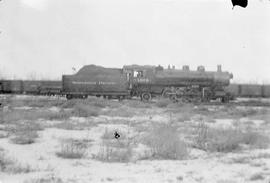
[
  {"left": 1, "top": 64, "right": 269, "bottom": 102},
  {"left": 62, "top": 64, "right": 233, "bottom": 102}
]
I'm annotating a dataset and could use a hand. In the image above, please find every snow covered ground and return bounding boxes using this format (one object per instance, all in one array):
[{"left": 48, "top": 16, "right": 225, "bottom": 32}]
[{"left": 0, "top": 96, "right": 270, "bottom": 183}]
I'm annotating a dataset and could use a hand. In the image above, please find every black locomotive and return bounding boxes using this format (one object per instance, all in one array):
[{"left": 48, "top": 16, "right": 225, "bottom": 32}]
[
  {"left": 1, "top": 64, "right": 270, "bottom": 102},
  {"left": 62, "top": 64, "right": 233, "bottom": 102}
]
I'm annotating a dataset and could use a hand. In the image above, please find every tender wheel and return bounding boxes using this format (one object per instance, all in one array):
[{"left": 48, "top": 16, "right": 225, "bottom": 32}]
[{"left": 141, "top": 92, "right": 151, "bottom": 101}]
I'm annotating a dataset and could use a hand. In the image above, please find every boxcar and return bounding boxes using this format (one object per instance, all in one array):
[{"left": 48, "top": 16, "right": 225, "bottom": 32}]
[
  {"left": 239, "top": 84, "right": 263, "bottom": 97},
  {"left": 262, "top": 85, "right": 270, "bottom": 97},
  {"left": 0, "top": 80, "right": 23, "bottom": 93},
  {"left": 39, "top": 80, "right": 62, "bottom": 95},
  {"left": 22, "top": 80, "right": 43, "bottom": 94}
]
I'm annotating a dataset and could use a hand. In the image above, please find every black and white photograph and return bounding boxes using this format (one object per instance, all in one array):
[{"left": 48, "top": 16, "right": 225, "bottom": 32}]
[{"left": 0, "top": 0, "right": 270, "bottom": 182}]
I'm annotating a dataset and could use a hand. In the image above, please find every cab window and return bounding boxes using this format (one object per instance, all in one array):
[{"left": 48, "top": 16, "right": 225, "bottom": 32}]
[{"left": 134, "top": 71, "right": 143, "bottom": 78}]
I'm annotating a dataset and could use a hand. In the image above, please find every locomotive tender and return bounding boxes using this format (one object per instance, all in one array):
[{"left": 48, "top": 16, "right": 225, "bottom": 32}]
[{"left": 62, "top": 64, "right": 233, "bottom": 102}]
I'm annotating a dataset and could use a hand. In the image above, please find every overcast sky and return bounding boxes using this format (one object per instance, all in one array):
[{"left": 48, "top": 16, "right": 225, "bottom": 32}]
[{"left": 0, "top": 0, "right": 269, "bottom": 83}]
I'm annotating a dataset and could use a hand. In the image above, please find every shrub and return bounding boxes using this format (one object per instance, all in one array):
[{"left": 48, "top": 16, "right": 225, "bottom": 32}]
[
  {"left": 0, "top": 152, "right": 33, "bottom": 173},
  {"left": 94, "top": 129, "right": 132, "bottom": 162},
  {"left": 11, "top": 131, "right": 38, "bottom": 145},
  {"left": 48, "top": 109, "right": 72, "bottom": 120},
  {"left": 249, "top": 173, "right": 264, "bottom": 181},
  {"left": 24, "top": 175, "right": 63, "bottom": 183},
  {"left": 195, "top": 123, "right": 244, "bottom": 152},
  {"left": 56, "top": 139, "right": 88, "bottom": 159},
  {"left": 240, "top": 108, "right": 258, "bottom": 117},
  {"left": 94, "top": 140, "right": 132, "bottom": 163},
  {"left": 194, "top": 121, "right": 269, "bottom": 152},
  {"left": 142, "top": 123, "right": 188, "bottom": 160},
  {"left": 9, "top": 122, "right": 42, "bottom": 145}
]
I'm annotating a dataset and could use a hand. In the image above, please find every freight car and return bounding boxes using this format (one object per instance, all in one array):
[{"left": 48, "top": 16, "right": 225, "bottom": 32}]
[
  {"left": 225, "top": 84, "right": 270, "bottom": 98},
  {"left": 62, "top": 64, "right": 233, "bottom": 102},
  {"left": 0, "top": 80, "right": 23, "bottom": 94},
  {"left": 0, "top": 80, "right": 62, "bottom": 96}
]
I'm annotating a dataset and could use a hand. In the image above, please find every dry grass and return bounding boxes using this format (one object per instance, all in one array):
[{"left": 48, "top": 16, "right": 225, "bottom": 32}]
[
  {"left": 141, "top": 123, "right": 189, "bottom": 160},
  {"left": 0, "top": 151, "right": 33, "bottom": 173},
  {"left": 94, "top": 141, "right": 132, "bottom": 163},
  {"left": 3, "top": 110, "right": 47, "bottom": 122},
  {"left": 104, "top": 107, "right": 136, "bottom": 117},
  {"left": 72, "top": 103, "right": 100, "bottom": 117},
  {"left": 6, "top": 97, "right": 65, "bottom": 108},
  {"left": 54, "top": 120, "right": 95, "bottom": 130},
  {"left": 10, "top": 131, "right": 39, "bottom": 145},
  {"left": 47, "top": 109, "right": 73, "bottom": 120},
  {"left": 56, "top": 138, "right": 89, "bottom": 159},
  {"left": 8, "top": 122, "right": 43, "bottom": 145},
  {"left": 123, "top": 100, "right": 152, "bottom": 108},
  {"left": 177, "top": 114, "right": 191, "bottom": 122},
  {"left": 156, "top": 98, "right": 171, "bottom": 108},
  {"left": 2, "top": 108, "right": 72, "bottom": 123},
  {"left": 61, "top": 98, "right": 120, "bottom": 109},
  {"left": 231, "top": 156, "right": 251, "bottom": 164},
  {"left": 24, "top": 174, "right": 63, "bottom": 183},
  {"left": 94, "top": 129, "right": 133, "bottom": 162},
  {"left": 249, "top": 173, "right": 265, "bottom": 181},
  {"left": 194, "top": 121, "right": 269, "bottom": 152},
  {"left": 101, "top": 128, "right": 126, "bottom": 140}
]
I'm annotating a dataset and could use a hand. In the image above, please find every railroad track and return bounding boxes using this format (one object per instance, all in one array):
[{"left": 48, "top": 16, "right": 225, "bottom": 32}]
[{"left": 201, "top": 100, "right": 270, "bottom": 107}]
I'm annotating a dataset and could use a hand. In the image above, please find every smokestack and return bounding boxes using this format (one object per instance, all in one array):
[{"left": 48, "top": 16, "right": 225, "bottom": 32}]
[
  {"left": 197, "top": 66, "right": 205, "bottom": 72},
  {"left": 217, "top": 65, "right": 222, "bottom": 72}
]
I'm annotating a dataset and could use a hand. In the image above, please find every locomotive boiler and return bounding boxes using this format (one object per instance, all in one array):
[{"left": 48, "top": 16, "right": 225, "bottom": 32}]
[{"left": 123, "top": 64, "right": 233, "bottom": 102}]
